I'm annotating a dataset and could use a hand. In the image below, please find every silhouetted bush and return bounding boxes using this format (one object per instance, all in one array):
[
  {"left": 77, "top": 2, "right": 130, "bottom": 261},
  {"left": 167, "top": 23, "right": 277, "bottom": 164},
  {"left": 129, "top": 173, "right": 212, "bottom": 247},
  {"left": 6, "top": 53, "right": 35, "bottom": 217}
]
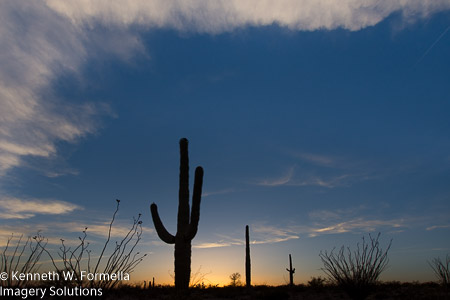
[
  {"left": 429, "top": 254, "right": 450, "bottom": 287},
  {"left": 0, "top": 234, "right": 46, "bottom": 288},
  {"left": 229, "top": 272, "right": 242, "bottom": 287},
  {"left": 319, "top": 233, "right": 392, "bottom": 300},
  {"left": 307, "top": 276, "right": 326, "bottom": 288},
  {"left": 38, "top": 199, "right": 146, "bottom": 290}
]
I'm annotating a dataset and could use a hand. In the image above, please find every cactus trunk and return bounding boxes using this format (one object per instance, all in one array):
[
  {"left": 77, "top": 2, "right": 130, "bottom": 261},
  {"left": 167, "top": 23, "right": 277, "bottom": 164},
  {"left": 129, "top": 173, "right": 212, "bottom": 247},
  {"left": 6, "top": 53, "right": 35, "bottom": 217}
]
[
  {"left": 286, "top": 254, "right": 295, "bottom": 286},
  {"left": 150, "top": 138, "right": 204, "bottom": 290},
  {"left": 174, "top": 237, "right": 191, "bottom": 288},
  {"left": 246, "top": 225, "right": 251, "bottom": 288}
]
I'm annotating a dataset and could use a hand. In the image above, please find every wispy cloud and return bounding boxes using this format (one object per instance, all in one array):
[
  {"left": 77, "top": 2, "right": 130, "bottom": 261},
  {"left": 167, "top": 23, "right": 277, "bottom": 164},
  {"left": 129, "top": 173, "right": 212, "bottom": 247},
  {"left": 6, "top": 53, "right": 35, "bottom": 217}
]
[
  {"left": 251, "top": 224, "right": 299, "bottom": 244},
  {"left": 44, "top": 169, "right": 80, "bottom": 178},
  {"left": 202, "top": 188, "right": 236, "bottom": 197},
  {"left": 193, "top": 207, "right": 426, "bottom": 249},
  {"left": 256, "top": 166, "right": 295, "bottom": 187},
  {"left": 194, "top": 233, "right": 243, "bottom": 249},
  {"left": 426, "top": 224, "right": 450, "bottom": 231},
  {"left": 2, "top": 0, "right": 449, "bottom": 178},
  {"left": 56, "top": 221, "right": 154, "bottom": 240},
  {"left": 0, "top": 224, "right": 85, "bottom": 247},
  {"left": 0, "top": 226, "right": 46, "bottom": 247},
  {"left": 0, "top": 218, "right": 153, "bottom": 247},
  {"left": 292, "top": 174, "right": 356, "bottom": 188},
  {"left": 194, "top": 241, "right": 238, "bottom": 249},
  {"left": 305, "top": 208, "right": 448, "bottom": 237},
  {"left": 308, "top": 207, "right": 367, "bottom": 222},
  {"left": 293, "top": 152, "right": 337, "bottom": 167},
  {"left": 0, "top": 197, "right": 81, "bottom": 219},
  {"left": 255, "top": 165, "right": 363, "bottom": 188},
  {"left": 0, "top": 1, "right": 119, "bottom": 177},
  {"left": 194, "top": 224, "right": 299, "bottom": 249},
  {"left": 307, "top": 218, "right": 404, "bottom": 237},
  {"left": 305, "top": 207, "right": 405, "bottom": 237}
]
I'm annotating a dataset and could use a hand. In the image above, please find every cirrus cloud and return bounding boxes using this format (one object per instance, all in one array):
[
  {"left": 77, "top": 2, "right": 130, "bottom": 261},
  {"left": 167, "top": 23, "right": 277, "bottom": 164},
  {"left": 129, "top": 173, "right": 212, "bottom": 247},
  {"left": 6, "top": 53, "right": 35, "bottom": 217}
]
[
  {"left": 0, "top": 197, "right": 81, "bottom": 219},
  {"left": 1, "top": 0, "right": 450, "bottom": 178}
]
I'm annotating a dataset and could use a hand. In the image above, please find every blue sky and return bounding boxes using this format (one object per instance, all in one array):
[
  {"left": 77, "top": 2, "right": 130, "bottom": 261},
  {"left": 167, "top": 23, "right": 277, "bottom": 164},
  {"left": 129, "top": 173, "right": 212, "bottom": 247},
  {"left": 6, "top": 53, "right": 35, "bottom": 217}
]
[{"left": 1, "top": 1, "right": 450, "bottom": 286}]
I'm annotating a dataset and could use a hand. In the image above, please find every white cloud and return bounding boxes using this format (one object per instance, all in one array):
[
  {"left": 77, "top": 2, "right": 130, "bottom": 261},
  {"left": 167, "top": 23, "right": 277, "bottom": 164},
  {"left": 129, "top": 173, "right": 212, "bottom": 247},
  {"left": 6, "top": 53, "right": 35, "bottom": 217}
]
[
  {"left": 0, "top": 1, "right": 118, "bottom": 176},
  {"left": 1, "top": 0, "right": 449, "bottom": 178},
  {"left": 0, "top": 197, "right": 81, "bottom": 219},
  {"left": 194, "top": 241, "right": 235, "bottom": 249},
  {"left": 44, "top": 0, "right": 450, "bottom": 32}
]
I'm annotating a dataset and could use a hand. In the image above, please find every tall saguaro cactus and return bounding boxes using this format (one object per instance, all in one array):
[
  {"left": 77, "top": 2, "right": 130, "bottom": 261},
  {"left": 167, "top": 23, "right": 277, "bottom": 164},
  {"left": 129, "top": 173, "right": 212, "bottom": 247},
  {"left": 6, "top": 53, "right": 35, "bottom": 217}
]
[
  {"left": 150, "top": 138, "right": 204, "bottom": 290},
  {"left": 286, "top": 254, "right": 295, "bottom": 286},
  {"left": 245, "top": 225, "right": 251, "bottom": 288}
]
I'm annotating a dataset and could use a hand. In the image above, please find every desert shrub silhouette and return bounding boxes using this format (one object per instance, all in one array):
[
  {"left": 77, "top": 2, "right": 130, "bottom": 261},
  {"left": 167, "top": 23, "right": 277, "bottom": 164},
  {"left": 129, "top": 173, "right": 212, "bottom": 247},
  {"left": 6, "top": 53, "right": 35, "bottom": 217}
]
[
  {"left": 189, "top": 265, "right": 211, "bottom": 288},
  {"left": 150, "top": 138, "right": 204, "bottom": 290},
  {"left": 429, "top": 254, "right": 450, "bottom": 288},
  {"left": 38, "top": 199, "right": 146, "bottom": 290},
  {"left": 0, "top": 234, "right": 47, "bottom": 288},
  {"left": 319, "top": 232, "right": 392, "bottom": 300},
  {"left": 229, "top": 272, "right": 242, "bottom": 287},
  {"left": 307, "top": 276, "right": 326, "bottom": 288}
]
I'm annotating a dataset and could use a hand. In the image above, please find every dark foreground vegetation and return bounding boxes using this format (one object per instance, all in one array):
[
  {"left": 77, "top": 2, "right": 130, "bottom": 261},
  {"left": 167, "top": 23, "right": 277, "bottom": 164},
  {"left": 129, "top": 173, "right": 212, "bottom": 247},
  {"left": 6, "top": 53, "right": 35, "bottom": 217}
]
[
  {"left": 1, "top": 281, "right": 448, "bottom": 300},
  {"left": 90, "top": 282, "right": 449, "bottom": 300}
]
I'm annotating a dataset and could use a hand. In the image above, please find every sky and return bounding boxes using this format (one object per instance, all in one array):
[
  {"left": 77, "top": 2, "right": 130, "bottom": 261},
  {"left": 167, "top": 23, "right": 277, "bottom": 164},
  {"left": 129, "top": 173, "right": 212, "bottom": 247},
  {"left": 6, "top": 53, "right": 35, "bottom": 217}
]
[{"left": 1, "top": 0, "right": 450, "bottom": 286}]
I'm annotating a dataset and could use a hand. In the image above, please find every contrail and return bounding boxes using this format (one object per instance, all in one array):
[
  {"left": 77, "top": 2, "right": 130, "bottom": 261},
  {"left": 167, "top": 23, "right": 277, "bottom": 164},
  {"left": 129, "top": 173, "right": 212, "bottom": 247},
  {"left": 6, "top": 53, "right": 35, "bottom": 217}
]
[{"left": 414, "top": 25, "right": 450, "bottom": 67}]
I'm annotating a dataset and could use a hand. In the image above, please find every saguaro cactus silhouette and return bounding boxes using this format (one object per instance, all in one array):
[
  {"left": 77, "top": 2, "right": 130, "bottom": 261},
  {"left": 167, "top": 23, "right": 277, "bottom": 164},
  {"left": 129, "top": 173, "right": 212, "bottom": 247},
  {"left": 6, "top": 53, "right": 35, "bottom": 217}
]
[
  {"left": 286, "top": 254, "right": 295, "bottom": 286},
  {"left": 245, "top": 225, "right": 251, "bottom": 288},
  {"left": 150, "top": 138, "right": 204, "bottom": 290}
]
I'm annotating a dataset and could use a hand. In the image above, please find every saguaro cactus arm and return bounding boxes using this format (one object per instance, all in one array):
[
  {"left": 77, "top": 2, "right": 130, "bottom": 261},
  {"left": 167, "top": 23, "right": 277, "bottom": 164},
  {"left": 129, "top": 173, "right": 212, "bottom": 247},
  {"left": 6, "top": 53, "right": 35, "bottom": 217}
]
[
  {"left": 186, "top": 166, "right": 204, "bottom": 241},
  {"left": 150, "top": 203, "right": 175, "bottom": 244},
  {"left": 286, "top": 268, "right": 296, "bottom": 272},
  {"left": 286, "top": 254, "right": 295, "bottom": 273}
]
